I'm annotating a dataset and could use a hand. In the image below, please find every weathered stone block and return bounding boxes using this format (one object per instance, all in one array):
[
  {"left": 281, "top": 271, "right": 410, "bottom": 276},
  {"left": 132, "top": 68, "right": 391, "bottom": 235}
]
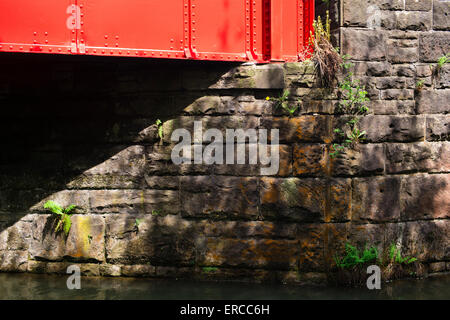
[
  {"left": 212, "top": 144, "right": 292, "bottom": 177},
  {"left": 417, "top": 90, "right": 450, "bottom": 114},
  {"left": 400, "top": 174, "right": 450, "bottom": 220},
  {"left": 297, "top": 224, "right": 325, "bottom": 271},
  {"left": 386, "top": 142, "right": 450, "bottom": 173},
  {"left": 99, "top": 264, "right": 122, "bottom": 277},
  {"left": 31, "top": 190, "right": 90, "bottom": 214},
  {"left": 199, "top": 238, "right": 300, "bottom": 270},
  {"left": 396, "top": 11, "right": 432, "bottom": 31},
  {"left": 146, "top": 144, "right": 212, "bottom": 176},
  {"left": 392, "top": 64, "right": 416, "bottom": 77},
  {"left": 348, "top": 222, "right": 404, "bottom": 250},
  {"left": 105, "top": 214, "right": 196, "bottom": 266},
  {"left": 380, "top": 89, "right": 414, "bottom": 100},
  {"left": 89, "top": 189, "right": 179, "bottom": 215},
  {"left": 29, "top": 214, "right": 105, "bottom": 262},
  {"left": 406, "top": 0, "right": 432, "bottom": 11},
  {"left": 208, "top": 64, "right": 285, "bottom": 90},
  {"left": 433, "top": 0, "right": 450, "bottom": 30},
  {"left": 0, "top": 217, "right": 31, "bottom": 251},
  {"left": 260, "top": 177, "right": 325, "bottom": 222},
  {"left": 196, "top": 220, "right": 298, "bottom": 240},
  {"left": 426, "top": 115, "right": 450, "bottom": 141},
  {"left": 343, "top": 0, "right": 403, "bottom": 26},
  {"left": 300, "top": 100, "right": 337, "bottom": 115},
  {"left": 67, "top": 174, "right": 143, "bottom": 190},
  {"left": 66, "top": 145, "right": 147, "bottom": 189},
  {"left": 420, "top": 32, "right": 450, "bottom": 62},
  {"left": 342, "top": 29, "right": 386, "bottom": 61},
  {"left": 435, "top": 65, "right": 450, "bottom": 89},
  {"left": 428, "top": 262, "right": 446, "bottom": 273},
  {"left": 352, "top": 177, "right": 402, "bottom": 222},
  {"left": 375, "top": 77, "right": 409, "bottom": 89},
  {"left": 183, "top": 96, "right": 223, "bottom": 115},
  {"left": 371, "top": 100, "right": 415, "bottom": 115},
  {"left": 400, "top": 220, "right": 449, "bottom": 261},
  {"left": 331, "top": 144, "right": 385, "bottom": 176},
  {"left": 27, "top": 261, "right": 69, "bottom": 274},
  {"left": 260, "top": 116, "right": 331, "bottom": 143},
  {"left": 328, "top": 179, "right": 353, "bottom": 223},
  {"left": 366, "top": 62, "right": 391, "bottom": 77},
  {"left": 284, "top": 62, "right": 315, "bottom": 76},
  {"left": 416, "top": 64, "right": 433, "bottom": 77},
  {"left": 387, "top": 39, "right": 419, "bottom": 63},
  {"left": 121, "top": 265, "right": 156, "bottom": 277},
  {"left": 293, "top": 144, "right": 327, "bottom": 176},
  {"left": 360, "top": 115, "right": 425, "bottom": 142},
  {"left": 294, "top": 88, "right": 338, "bottom": 100},
  {"left": 0, "top": 250, "right": 27, "bottom": 272},
  {"left": 162, "top": 115, "right": 259, "bottom": 144},
  {"left": 180, "top": 176, "right": 258, "bottom": 219},
  {"left": 144, "top": 175, "right": 179, "bottom": 190}
]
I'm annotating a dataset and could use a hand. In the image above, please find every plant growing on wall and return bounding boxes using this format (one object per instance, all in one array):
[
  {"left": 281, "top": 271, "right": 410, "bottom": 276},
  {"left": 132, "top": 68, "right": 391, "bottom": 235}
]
[
  {"left": 416, "top": 79, "right": 425, "bottom": 91},
  {"left": 332, "top": 242, "right": 420, "bottom": 287},
  {"left": 266, "top": 89, "right": 299, "bottom": 116},
  {"left": 309, "top": 11, "right": 342, "bottom": 87},
  {"left": 202, "top": 267, "right": 218, "bottom": 273},
  {"left": 432, "top": 53, "right": 449, "bottom": 86},
  {"left": 330, "top": 55, "right": 370, "bottom": 158},
  {"left": 388, "top": 243, "right": 417, "bottom": 265},
  {"left": 155, "top": 119, "right": 163, "bottom": 141},
  {"left": 44, "top": 201, "right": 76, "bottom": 236},
  {"left": 334, "top": 243, "right": 379, "bottom": 269}
]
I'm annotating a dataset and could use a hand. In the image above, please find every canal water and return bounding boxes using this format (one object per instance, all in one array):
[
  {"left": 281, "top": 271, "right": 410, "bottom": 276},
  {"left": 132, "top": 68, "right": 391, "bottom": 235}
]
[{"left": 0, "top": 273, "right": 449, "bottom": 300}]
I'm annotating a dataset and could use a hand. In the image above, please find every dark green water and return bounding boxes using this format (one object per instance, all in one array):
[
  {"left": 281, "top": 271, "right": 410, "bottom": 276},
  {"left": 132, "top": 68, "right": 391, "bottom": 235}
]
[{"left": 0, "top": 273, "right": 449, "bottom": 300}]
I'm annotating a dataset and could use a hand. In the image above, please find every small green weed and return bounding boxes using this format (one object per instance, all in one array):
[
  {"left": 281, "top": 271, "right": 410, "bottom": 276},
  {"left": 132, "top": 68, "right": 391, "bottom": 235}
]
[
  {"left": 330, "top": 55, "right": 370, "bottom": 158},
  {"left": 202, "top": 267, "right": 219, "bottom": 273},
  {"left": 44, "top": 201, "right": 76, "bottom": 236},
  {"left": 266, "top": 89, "right": 299, "bottom": 116},
  {"left": 156, "top": 119, "right": 163, "bottom": 140},
  {"left": 334, "top": 243, "right": 379, "bottom": 269},
  {"left": 388, "top": 243, "right": 417, "bottom": 265}
]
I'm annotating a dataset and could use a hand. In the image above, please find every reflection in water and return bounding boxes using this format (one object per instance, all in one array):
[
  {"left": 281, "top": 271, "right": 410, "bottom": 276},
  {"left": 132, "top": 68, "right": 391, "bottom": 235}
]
[{"left": 0, "top": 273, "right": 449, "bottom": 300}]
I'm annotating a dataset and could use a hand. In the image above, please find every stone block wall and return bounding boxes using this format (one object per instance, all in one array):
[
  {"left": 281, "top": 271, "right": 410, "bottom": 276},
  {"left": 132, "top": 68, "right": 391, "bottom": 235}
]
[
  {"left": 0, "top": 0, "right": 448, "bottom": 284},
  {"left": 333, "top": 0, "right": 450, "bottom": 275}
]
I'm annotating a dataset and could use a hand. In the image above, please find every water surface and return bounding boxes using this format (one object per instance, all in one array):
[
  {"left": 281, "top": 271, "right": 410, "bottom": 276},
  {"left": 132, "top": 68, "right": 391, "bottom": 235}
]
[{"left": 0, "top": 273, "right": 448, "bottom": 300}]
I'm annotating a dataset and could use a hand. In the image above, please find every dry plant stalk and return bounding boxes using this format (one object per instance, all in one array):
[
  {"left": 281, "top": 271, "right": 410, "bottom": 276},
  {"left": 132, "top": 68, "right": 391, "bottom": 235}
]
[{"left": 309, "top": 11, "right": 342, "bottom": 87}]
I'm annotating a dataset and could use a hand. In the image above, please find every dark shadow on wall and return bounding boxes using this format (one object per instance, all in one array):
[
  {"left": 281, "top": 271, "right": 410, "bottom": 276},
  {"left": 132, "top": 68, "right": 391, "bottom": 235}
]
[
  {"left": 0, "top": 51, "right": 447, "bottom": 279},
  {"left": 0, "top": 52, "right": 240, "bottom": 233}
]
